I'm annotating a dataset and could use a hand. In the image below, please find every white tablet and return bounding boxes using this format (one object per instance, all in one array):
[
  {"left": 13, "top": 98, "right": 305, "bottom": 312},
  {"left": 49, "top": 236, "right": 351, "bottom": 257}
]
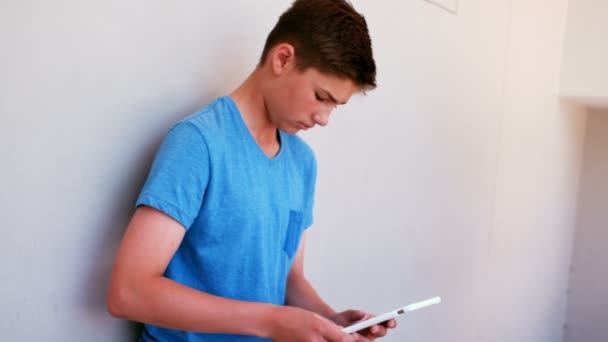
[{"left": 342, "top": 297, "right": 441, "bottom": 334}]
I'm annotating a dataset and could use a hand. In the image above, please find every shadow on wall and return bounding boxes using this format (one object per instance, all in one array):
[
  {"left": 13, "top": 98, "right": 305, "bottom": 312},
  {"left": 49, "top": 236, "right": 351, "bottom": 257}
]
[
  {"left": 80, "top": 130, "right": 158, "bottom": 340},
  {"left": 77, "top": 96, "right": 218, "bottom": 341},
  {"left": 73, "top": 8, "right": 262, "bottom": 337}
]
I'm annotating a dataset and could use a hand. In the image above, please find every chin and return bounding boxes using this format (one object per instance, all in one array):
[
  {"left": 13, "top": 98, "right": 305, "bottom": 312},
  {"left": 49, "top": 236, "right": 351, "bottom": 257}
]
[
  {"left": 285, "top": 128, "right": 300, "bottom": 135},
  {"left": 281, "top": 126, "right": 300, "bottom": 135}
]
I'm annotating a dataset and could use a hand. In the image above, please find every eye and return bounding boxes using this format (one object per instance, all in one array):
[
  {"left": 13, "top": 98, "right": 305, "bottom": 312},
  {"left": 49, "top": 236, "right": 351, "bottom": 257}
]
[{"left": 315, "top": 92, "right": 327, "bottom": 102}]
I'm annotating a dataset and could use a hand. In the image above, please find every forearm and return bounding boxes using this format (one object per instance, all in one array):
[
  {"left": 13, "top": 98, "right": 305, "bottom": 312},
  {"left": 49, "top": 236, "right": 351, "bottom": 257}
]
[
  {"left": 108, "top": 275, "right": 276, "bottom": 338},
  {"left": 284, "top": 273, "right": 336, "bottom": 319}
]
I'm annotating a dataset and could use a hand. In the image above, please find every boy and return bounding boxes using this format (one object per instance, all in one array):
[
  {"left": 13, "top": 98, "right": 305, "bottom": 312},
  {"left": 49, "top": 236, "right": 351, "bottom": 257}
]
[{"left": 107, "top": 1, "right": 396, "bottom": 341}]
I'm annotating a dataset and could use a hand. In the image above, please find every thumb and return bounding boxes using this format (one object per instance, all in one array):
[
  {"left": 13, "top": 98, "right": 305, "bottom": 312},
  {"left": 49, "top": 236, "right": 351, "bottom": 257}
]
[{"left": 343, "top": 310, "right": 367, "bottom": 322}]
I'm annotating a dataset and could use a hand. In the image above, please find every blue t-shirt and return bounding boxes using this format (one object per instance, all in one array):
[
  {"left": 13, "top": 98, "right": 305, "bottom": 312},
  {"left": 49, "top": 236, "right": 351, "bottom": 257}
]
[{"left": 136, "top": 96, "right": 317, "bottom": 341}]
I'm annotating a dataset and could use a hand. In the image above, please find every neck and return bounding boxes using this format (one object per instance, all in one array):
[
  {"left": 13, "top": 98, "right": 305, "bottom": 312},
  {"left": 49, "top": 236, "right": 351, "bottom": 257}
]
[{"left": 230, "top": 68, "right": 278, "bottom": 146}]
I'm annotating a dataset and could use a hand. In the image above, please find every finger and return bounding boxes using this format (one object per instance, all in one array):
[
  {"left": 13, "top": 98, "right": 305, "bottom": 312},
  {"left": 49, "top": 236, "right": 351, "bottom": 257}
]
[
  {"left": 359, "top": 323, "right": 390, "bottom": 340},
  {"left": 369, "top": 324, "right": 388, "bottom": 337},
  {"left": 321, "top": 322, "right": 354, "bottom": 342},
  {"left": 383, "top": 319, "right": 397, "bottom": 329},
  {"left": 354, "top": 333, "right": 373, "bottom": 342}
]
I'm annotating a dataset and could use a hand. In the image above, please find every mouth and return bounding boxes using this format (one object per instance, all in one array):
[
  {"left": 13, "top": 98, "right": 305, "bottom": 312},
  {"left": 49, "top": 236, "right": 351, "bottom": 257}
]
[{"left": 299, "top": 123, "right": 313, "bottom": 130}]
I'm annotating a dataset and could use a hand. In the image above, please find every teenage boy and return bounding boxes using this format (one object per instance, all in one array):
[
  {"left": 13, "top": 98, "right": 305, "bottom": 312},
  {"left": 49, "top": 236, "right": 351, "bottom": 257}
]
[{"left": 108, "top": 1, "right": 396, "bottom": 341}]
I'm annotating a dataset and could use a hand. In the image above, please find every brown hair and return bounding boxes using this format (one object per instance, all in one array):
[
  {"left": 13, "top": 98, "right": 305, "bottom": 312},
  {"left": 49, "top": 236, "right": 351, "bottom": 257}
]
[{"left": 260, "top": 0, "right": 376, "bottom": 90}]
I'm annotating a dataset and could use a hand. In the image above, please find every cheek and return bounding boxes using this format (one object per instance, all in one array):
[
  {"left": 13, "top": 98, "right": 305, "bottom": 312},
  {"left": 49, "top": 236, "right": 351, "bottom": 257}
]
[
  {"left": 287, "top": 76, "right": 315, "bottom": 107},
  {"left": 293, "top": 89, "right": 317, "bottom": 114}
]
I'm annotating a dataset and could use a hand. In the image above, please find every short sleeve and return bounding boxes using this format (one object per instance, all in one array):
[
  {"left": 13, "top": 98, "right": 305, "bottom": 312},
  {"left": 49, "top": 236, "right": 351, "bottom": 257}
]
[{"left": 136, "top": 122, "right": 210, "bottom": 229}]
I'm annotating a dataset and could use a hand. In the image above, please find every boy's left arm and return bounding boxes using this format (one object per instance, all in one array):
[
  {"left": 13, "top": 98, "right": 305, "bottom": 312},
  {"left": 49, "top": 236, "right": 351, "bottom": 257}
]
[
  {"left": 285, "top": 232, "right": 396, "bottom": 340},
  {"left": 284, "top": 232, "right": 336, "bottom": 318}
]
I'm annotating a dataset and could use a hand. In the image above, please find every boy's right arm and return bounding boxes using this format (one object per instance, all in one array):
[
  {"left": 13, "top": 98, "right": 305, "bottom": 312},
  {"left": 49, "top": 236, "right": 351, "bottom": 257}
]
[{"left": 107, "top": 206, "right": 354, "bottom": 342}]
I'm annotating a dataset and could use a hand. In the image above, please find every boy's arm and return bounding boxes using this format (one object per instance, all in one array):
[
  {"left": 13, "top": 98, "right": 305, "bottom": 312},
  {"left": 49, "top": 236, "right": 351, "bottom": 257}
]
[
  {"left": 286, "top": 231, "right": 396, "bottom": 339},
  {"left": 107, "top": 206, "right": 275, "bottom": 336},
  {"left": 285, "top": 232, "right": 337, "bottom": 318},
  {"left": 107, "top": 206, "right": 351, "bottom": 341}
]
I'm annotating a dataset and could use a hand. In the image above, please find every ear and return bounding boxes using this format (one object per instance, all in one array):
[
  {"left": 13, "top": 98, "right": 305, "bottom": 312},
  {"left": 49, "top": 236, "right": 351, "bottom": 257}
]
[{"left": 269, "top": 43, "right": 296, "bottom": 76}]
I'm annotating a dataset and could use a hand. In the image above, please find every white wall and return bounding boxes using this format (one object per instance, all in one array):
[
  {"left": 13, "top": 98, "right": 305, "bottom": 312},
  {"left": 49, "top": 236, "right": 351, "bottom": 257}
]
[
  {"left": 305, "top": 1, "right": 587, "bottom": 341},
  {"left": 561, "top": 0, "right": 608, "bottom": 107},
  {"left": 0, "top": 0, "right": 587, "bottom": 341},
  {"left": 305, "top": 0, "right": 510, "bottom": 339},
  {"left": 564, "top": 109, "right": 608, "bottom": 342},
  {"left": 0, "top": 1, "right": 288, "bottom": 340},
  {"left": 476, "top": 1, "right": 588, "bottom": 340}
]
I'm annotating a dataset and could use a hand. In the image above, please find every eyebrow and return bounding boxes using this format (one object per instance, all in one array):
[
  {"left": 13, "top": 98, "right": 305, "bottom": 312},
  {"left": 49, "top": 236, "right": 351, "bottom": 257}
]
[{"left": 320, "top": 88, "right": 347, "bottom": 105}]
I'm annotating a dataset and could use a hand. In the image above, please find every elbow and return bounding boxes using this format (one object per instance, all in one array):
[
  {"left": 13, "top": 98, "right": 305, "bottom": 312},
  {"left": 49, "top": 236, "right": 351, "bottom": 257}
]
[{"left": 107, "top": 284, "right": 131, "bottom": 319}]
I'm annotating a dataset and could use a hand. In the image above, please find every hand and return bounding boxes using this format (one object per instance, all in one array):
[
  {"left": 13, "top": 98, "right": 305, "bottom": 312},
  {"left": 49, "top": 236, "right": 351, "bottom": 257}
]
[
  {"left": 270, "top": 306, "right": 356, "bottom": 342},
  {"left": 330, "top": 310, "right": 397, "bottom": 341}
]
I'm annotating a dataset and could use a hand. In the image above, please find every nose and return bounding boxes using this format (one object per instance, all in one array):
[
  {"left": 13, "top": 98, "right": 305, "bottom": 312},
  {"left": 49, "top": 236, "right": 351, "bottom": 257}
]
[{"left": 312, "top": 110, "right": 331, "bottom": 127}]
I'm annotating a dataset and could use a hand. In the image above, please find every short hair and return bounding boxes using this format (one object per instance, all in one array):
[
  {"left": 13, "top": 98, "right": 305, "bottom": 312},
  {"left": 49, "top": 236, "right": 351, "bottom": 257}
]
[{"left": 260, "top": 0, "right": 376, "bottom": 90}]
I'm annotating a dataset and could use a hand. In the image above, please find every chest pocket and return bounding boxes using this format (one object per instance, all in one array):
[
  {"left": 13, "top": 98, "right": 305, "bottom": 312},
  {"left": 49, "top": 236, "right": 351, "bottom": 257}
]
[{"left": 283, "top": 210, "right": 304, "bottom": 259}]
